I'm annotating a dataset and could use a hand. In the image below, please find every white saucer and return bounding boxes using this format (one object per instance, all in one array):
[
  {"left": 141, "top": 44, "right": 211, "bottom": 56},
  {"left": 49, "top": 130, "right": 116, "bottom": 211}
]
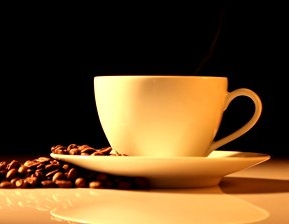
[{"left": 50, "top": 151, "right": 270, "bottom": 188}]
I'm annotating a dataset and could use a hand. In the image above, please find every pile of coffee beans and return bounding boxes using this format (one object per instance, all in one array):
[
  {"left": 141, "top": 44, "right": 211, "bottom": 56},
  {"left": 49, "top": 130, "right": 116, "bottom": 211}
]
[
  {"left": 51, "top": 144, "right": 127, "bottom": 156},
  {"left": 0, "top": 144, "right": 149, "bottom": 190}
]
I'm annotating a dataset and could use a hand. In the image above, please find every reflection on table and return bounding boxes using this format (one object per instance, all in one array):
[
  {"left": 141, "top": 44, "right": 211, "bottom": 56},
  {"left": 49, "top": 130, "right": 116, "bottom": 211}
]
[{"left": 0, "top": 157, "right": 288, "bottom": 224}]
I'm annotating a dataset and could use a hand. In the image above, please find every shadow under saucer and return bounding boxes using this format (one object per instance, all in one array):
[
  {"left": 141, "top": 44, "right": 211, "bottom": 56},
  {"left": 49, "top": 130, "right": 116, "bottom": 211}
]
[{"left": 220, "top": 176, "right": 289, "bottom": 194}]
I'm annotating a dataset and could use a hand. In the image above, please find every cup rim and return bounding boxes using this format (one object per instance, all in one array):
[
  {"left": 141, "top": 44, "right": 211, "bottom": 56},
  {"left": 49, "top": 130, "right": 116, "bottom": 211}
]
[{"left": 94, "top": 75, "right": 228, "bottom": 80}]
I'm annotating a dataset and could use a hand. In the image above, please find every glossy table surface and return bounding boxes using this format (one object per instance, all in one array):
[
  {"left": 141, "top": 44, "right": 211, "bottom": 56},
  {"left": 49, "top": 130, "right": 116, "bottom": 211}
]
[{"left": 0, "top": 155, "right": 288, "bottom": 224}]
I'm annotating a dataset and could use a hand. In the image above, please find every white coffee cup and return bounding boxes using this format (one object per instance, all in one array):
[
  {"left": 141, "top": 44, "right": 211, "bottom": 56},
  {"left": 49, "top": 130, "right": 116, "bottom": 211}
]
[{"left": 94, "top": 75, "right": 262, "bottom": 157}]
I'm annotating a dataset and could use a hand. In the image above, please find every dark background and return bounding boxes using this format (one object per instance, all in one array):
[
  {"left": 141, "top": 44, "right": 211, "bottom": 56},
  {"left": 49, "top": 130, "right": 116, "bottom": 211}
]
[{"left": 0, "top": 1, "right": 287, "bottom": 158}]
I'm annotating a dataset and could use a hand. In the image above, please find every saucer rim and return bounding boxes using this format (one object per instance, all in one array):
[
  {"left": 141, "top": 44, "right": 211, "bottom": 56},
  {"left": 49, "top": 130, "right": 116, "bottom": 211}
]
[{"left": 50, "top": 150, "right": 270, "bottom": 161}]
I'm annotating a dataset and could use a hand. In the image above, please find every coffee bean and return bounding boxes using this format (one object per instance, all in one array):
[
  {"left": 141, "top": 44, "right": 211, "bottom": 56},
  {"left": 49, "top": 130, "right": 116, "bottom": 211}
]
[
  {"left": 67, "top": 168, "right": 77, "bottom": 180},
  {"left": 67, "top": 144, "right": 78, "bottom": 151},
  {"left": 52, "top": 172, "right": 65, "bottom": 182},
  {"left": 0, "top": 161, "right": 7, "bottom": 170},
  {"left": 24, "top": 160, "right": 40, "bottom": 168},
  {"left": 6, "top": 168, "right": 18, "bottom": 179},
  {"left": 75, "top": 177, "right": 86, "bottom": 188},
  {"left": 26, "top": 176, "right": 38, "bottom": 187},
  {"left": 62, "top": 164, "right": 70, "bottom": 171},
  {"left": 11, "top": 178, "right": 20, "bottom": 186},
  {"left": 7, "top": 160, "right": 21, "bottom": 170},
  {"left": 0, "top": 181, "right": 14, "bottom": 188},
  {"left": 33, "top": 169, "right": 44, "bottom": 179},
  {"left": 36, "top": 157, "right": 51, "bottom": 163},
  {"left": 55, "top": 180, "right": 73, "bottom": 188},
  {"left": 18, "top": 165, "right": 28, "bottom": 175},
  {"left": 45, "top": 163, "right": 60, "bottom": 171},
  {"left": 89, "top": 181, "right": 102, "bottom": 189},
  {"left": 45, "top": 169, "right": 58, "bottom": 179},
  {"left": 41, "top": 180, "right": 56, "bottom": 188},
  {"left": 98, "top": 147, "right": 113, "bottom": 155},
  {"left": 80, "top": 152, "right": 91, "bottom": 156},
  {"left": 15, "top": 179, "right": 29, "bottom": 188},
  {"left": 81, "top": 148, "right": 97, "bottom": 154},
  {"left": 69, "top": 148, "right": 80, "bottom": 155}
]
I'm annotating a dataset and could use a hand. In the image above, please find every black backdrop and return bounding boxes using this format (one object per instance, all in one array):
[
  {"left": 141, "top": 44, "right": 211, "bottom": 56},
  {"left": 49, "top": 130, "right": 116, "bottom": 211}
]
[{"left": 1, "top": 1, "right": 287, "bottom": 157}]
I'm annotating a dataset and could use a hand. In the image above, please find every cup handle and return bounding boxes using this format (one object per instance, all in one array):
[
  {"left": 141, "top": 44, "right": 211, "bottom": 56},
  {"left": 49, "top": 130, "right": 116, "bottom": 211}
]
[{"left": 209, "top": 88, "right": 262, "bottom": 152}]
